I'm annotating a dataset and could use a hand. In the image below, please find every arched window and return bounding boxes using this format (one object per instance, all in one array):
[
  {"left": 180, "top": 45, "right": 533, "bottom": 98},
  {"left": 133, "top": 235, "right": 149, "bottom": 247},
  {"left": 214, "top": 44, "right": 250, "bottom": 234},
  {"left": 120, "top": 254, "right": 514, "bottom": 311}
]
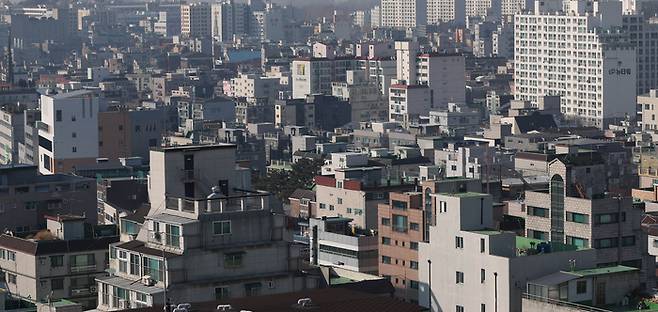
[{"left": 550, "top": 175, "right": 565, "bottom": 243}]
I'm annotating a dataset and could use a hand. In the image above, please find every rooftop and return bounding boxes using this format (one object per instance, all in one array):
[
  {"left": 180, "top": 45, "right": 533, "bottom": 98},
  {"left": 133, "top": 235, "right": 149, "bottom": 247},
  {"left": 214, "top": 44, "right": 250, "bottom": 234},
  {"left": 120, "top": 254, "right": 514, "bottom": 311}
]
[
  {"left": 436, "top": 192, "right": 488, "bottom": 198},
  {"left": 570, "top": 265, "right": 638, "bottom": 277}
]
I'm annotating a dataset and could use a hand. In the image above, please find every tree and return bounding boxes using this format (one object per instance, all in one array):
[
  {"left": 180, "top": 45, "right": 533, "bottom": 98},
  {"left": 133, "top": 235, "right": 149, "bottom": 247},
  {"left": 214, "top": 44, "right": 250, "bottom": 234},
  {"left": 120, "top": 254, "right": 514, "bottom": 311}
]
[{"left": 254, "top": 158, "right": 324, "bottom": 203}]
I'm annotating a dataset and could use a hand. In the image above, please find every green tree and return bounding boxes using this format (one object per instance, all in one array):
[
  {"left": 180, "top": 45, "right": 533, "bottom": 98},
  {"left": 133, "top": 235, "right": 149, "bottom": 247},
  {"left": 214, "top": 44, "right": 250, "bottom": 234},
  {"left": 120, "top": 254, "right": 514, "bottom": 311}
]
[{"left": 254, "top": 158, "right": 324, "bottom": 203}]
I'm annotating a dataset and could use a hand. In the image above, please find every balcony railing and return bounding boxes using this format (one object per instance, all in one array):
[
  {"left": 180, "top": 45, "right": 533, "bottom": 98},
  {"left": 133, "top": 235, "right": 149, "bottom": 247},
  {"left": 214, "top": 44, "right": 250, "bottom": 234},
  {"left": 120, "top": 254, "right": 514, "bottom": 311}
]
[
  {"left": 165, "top": 192, "right": 270, "bottom": 214},
  {"left": 70, "top": 264, "right": 96, "bottom": 274}
]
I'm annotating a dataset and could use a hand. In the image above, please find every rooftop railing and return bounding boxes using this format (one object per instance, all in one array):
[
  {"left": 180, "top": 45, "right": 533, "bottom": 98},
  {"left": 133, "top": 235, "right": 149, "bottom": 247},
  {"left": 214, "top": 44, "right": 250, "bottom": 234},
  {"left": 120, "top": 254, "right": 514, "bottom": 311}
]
[{"left": 165, "top": 192, "right": 270, "bottom": 214}]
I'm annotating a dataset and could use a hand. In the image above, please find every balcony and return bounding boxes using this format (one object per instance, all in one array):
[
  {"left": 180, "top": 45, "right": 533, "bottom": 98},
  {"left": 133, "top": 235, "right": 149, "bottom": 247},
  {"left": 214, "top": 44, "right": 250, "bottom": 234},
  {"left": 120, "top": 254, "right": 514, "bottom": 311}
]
[
  {"left": 70, "top": 264, "right": 96, "bottom": 274},
  {"left": 36, "top": 121, "right": 49, "bottom": 133},
  {"left": 165, "top": 192, "right": 270, "bottom": 215}
]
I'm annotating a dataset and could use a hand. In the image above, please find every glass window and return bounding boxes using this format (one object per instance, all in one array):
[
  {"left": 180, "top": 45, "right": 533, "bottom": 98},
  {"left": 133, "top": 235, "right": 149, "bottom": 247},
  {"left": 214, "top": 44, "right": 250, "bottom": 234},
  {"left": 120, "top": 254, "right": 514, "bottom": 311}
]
[
  {"left": 567, "top": 236, "right": 589, "bottom": 248},
  {"left": 595, "top": 238, "right": 619, "bottom": 249},
  {"left": 382, "top": 256, "right": 391, "bottom": 264},
  {"left": 213, "top": 221, "right": 231, "bottom": 235},
  {"left": 392, "top": 215, "right": 408, "bottom": 232},
  {"left": 6, "top": 273, "right": 16, "bottom": 284},
  {"left": 455, "top": 236, "right": 464, "bottom": 248},
  {"left": 165, "top": 224, "right": 180, "bottom": 247},
  {"left": 215, "top": 287, "right": 230, "bottom": 300},
  {"left": 410, "top": 242, "right": 419, "bottom": 250},
  {"left": 594, "top": 213, "right": 619, "bottom": 225},
  {"left": 576, "top": 280, "right": 587, "bottom": 294},
  {"left": 50, "top": 255, "right": 63, "bottom": 267},
  {"left": 142, "top": 257, "right": 164, "bottom": 282},
  {"left": 381, "top": 217, "right": 390, "bottom": 226},
  {"left": 392, "top": 200, "right": 408, "bottom": 210},
  {"left": 455, "top": 271, "right": 464, "bottom": 284},
  {"left": 224, "top": 253, "right": 243, "bottom": 268},
  {"left": 381, "top": 237, "right": 391, "bottom": 245},
  {"left": 566, "top": 212, "right": 589, "bottom": 224},
  {"left": 529, "top": 206, "right": 548, "bottom": 217},
  {"left": 121, "top": 220, "right": 140, "bottom": 235},
  {"left": 70, "top": 254, "right": 95, "bottom": 267},
  {"left": 410, "top": 261, "right": 418, "bottom": 270},
  {"left": 622, "top": 235, "right": 636, "bottom": 246},
  {"left": 410, "top": 222, "right": 420, "bottom": 231},
  {"left": 130, "top": 254, "right": 140, "bottom": 275},
  {"left": 51, "top": 278, "right": 64, "bottom": 290}
]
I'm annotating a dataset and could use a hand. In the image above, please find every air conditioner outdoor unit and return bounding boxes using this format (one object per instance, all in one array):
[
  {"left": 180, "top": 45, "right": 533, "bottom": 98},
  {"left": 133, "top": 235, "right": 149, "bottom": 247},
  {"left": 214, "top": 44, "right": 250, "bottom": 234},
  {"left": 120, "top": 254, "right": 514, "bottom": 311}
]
[
  {"left": 141, "top": 275, "right": 154, "bottom": 286},
  {"left": 216, "top": 304, "right": 232, "bottom": 311}
]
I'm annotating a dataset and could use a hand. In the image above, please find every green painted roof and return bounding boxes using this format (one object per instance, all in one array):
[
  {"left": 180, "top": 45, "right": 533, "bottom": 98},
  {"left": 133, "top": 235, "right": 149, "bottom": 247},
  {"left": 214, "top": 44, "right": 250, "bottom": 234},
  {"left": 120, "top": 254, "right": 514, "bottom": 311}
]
[
  {"left": 330, "top": 277, "right": 355, "bottom": 285},
  {"left": 571, "top": 265, "right": 638, "bottom": 277}
]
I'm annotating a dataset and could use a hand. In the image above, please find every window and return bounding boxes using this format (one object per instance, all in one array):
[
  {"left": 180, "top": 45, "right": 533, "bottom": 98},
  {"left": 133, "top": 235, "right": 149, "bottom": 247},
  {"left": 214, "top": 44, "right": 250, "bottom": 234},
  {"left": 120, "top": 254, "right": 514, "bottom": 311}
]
[
  {"left": 410, "top": 222, "right": 420, "bottom": 231},
  {"left": 224, "top": 253, "right": 243, "bottom": 268},
  {"left": 594, "top": 213, "right": 619, "bottom": 225},
  {"left": 529, "top": 206, "right": 548, "bottom": 217},
  {"left": 481, "top": 304, "right": 486, "bottom": 312},
  {"left": 382, "top": 256, "right": 391, "bottom": 264},
  {"left": 567, "top": 212, "right": 589, "bottom": 224},
  {"left": 622, "top": 235, "right": 636, "bottom": 246},
  {"left": 142, "top": 257, "right": 164, "bottom": 281},
  {"left": 410, "top": 261, "right": 418, "bottom": 270},
  {"left": 455, "top": 271, "right": 464, "bottom": 284},
  {"left": 480, "top": 238, "right": 486, "bottom": 253},
  {"left": 576, "top": 280, "right": 587, "bottom": 294},
  {"left": 439, "top": 201, "right": 447, "bottom": 213},
  {"left": 529, "top": 230, "right": 548, "bottom": 240},
  {"left": 381, "top": 217, "right": 391, "bottom": 226},
  {"left": 410, "top": 242, "right": 419, "bottom": 250},
  {"left": 566, "top": 236, "right": 589, "bottom": 248},
  {"left": 7, "top": 251, "right": 15, "bottom": 261},
  {"left": 595, "top": 238, "right": 619, "bottom": 249},
  {"left": 130, "top": 254, "right": 140, "bottom": 275},
  {"left": 72, "top": 132, "right": 76, "bottom": 138},
  {"left": 110, "top": 247, "right": 116, "bottom": 259},
  {"left": 337, "top": 198, "right": 343, "bottom": 204},
  {"left": 136, "top": 292, "right": 148, "bottom": 303},
  {"left": 213, "top": 221, "right": 231, "bottom": 235},
  {"left": 55, "top": 110, "right": 62, "bottom": 122},
  {"left": 481, "top": 269, "right": 486, "bottom": 283},
  {"left": 72, "top": 146, "right": 77, "bottom": 153},
  {"left": 6, "top": 273, "right": 16, "bottom": 284},
  {"left": 392, "top": 215, "right": 408, "bottom": 232},
  {"left": 70, "top": 254, "right": 95, "bottom": 269},
  {"left": 409, "top": 280, "right": 419, "bottom": 289},
  {"left": 118, "top": 251, "right": 127, "bottom": 273},
  {"left": 165, "top": 224, "right": 180, "bottom": 247},
  {"left": 51, "top": 278, "right": 64, "bottom": 290},
  {"left": 382, "top": 237, "right": 391, "bottom": 245},
  {"left": 319, "top": 203, "right": 326, "bottom": 209},
  {"left": 50, "top": 255, "right": 63, "bottom": 267},
  {"left": 120, "top": 220, "right": 139, "bottom": 235},
  {"left": 455, "top": 236, "right": 464, "bottom": 249},
  {"left": 456, "top": 305, "right": 464, "bottom": 312},
  {"left": 392, "top": 200, "right": 408, "bottom": 210},
  {"left": 215, "top": 287, "right": 230, "bottom": 300},
  {"left": 25, "top": 201, "right": 39, "bottom": 210}
]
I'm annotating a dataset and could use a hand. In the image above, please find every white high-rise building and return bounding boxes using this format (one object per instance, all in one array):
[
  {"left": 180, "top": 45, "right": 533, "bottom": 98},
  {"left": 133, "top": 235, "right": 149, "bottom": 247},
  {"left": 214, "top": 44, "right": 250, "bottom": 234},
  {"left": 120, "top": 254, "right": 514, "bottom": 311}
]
[
  {"left": 427, "top": 0, "right": 466, "bottom": 25},
  {"left": 380, "top": 0, "right": 427, "bottom": 29},
  {"left": 514, "top": 0, "right": 637, "bottom": 128},
  {"left": 466, "top": 0, "right": 501, "bottom": 19},
  {"left": 38, "top": 90, "right": 99, "bottom": 174},
  {"left": 395, "top": 41, "right": 419, "bottom": 84}
]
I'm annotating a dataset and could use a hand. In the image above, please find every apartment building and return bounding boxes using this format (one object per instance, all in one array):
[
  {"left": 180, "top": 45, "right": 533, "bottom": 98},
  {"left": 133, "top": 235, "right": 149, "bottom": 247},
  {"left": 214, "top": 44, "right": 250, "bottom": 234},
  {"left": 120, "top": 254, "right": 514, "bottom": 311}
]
[
  {"left": 96, "top": 144, "right": 315, "bottom": 310},
  {"left": 38, "top": 90, "right": 99, "bottom": 174},
  {"left": 0, "top": 215, "right": 118, "bottom": 309},
  {"left": 227, "top": 73, "right": 281, "bottom": 104},
  {"left": 291, "top": 57, "right": 358, "bottom": 99},
  {"left": 377, "top": 192, "right": 423, "bottom": 302},
  {"left": 308, "top": 217, "right": 378, "bottom": 273},
  {"left": 639, "top": 89, "right": 658, "bottom": 131},
  {"left": 426, "top": 103, "right": 480, "bottom": 136},
  {"left": 180, "top": 2, "right": 214, "bottom": 38},
  {"left": 380, "top": 0, "right": 427, "bottom": 29},
  {"left": 419, "top": 192, "right": 598, "bottom": 312},
  {"left": 506, "top": 154, "right": 655, "bottom": 288},
  {"left": 98, "top": 107, "right": 170, "bottom": 161},
  {"left": 427, "top": 0, "right": 465, "bottom": 25},
  {"left": 315, "top": 153, "right": 415, "bottom": 230},
  {"left": 0, "top": 164, "right": 97, "bottom": 233},
  {"left": 389, "top": 84, "right": 431, "bottom": 126},
  {"left": 514, "top": 0, "right": 636, "bottom": 128},
  {"left": 331, "top": 70, "right": 388, "bottom": 122},
  {"left": 622, "top": 14, "right": 658, "bottom": 96},
  {"left": 417, "top": 52, "right": 466, "bottom": 110}
]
